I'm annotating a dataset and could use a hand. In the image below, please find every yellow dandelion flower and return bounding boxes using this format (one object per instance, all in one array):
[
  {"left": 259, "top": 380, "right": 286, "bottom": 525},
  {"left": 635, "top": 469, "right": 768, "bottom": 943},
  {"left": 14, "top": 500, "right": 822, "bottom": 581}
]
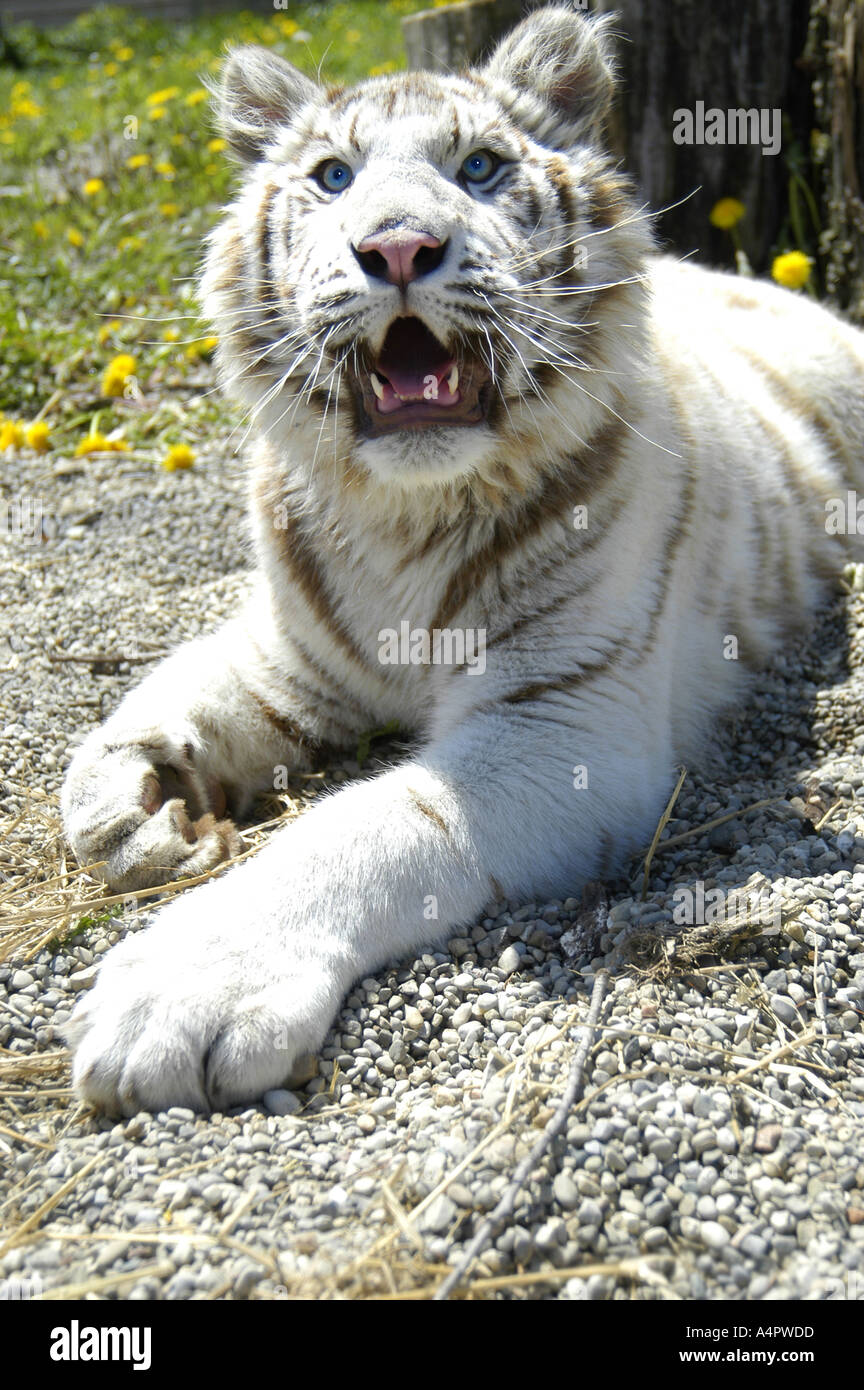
[
  {"left": 126, "top": 153, "right": 150, "bottom": 169},
  {"left": 154, "top": 161, "right": 176, "bottom": 178},
  {"left": 146, "top": 86, "right": 180, "bottom": 106},
  {"left": 83, "top": 177, "right": 105, "bottom": 196},
  {"left": 67, "top": 227, "right": 84, "bottom": 247},
  {"left": 97, "top": 319, "right": 121, "bottom": 344},
  {"left": 0, "top": 131, "right": 15, "bottom": 145},
  {"left": 184, "top": 335, "right": 218, "bottom": 361},
  {"left": 149, "top": 106, "right": 166, "bottom": 121},
  {"left": 170, "top": 133, "right": 186, "bottom": 146},
  {"left": 10, "top": 97, "right": 43, "bottom": 119},
  {"left": 771, "top": 250, "right": 812, "bottom": 290},
  {"left": 368, "top": 62, "right": 397, "bottom": 77},
  {"left": 32, "top": 219, "right": 49, "bottom": 239},
  {"left": 204, "top": 162, "right": 220, "bottom": 176},
  {"left": 11, "top": 80, "right": 31, "bottom": 97},
  {"left": 74, "top": 431, "right": 130, "bottom": 457},
  {"left": 116, "top": 46, "right": 134, "bottom": 62},
  {"left": 104, "top": 62, "right": 119, "bottom": 77},
  {"left": 0, "top": 421, "right": 24, "bottom": 451},
  {"left": 159, "top": 202, "right": 180, "bottom": 218},
  {"left": 206, "top": 137, "right": 227, "bottom": 153},
  {"left": 24, "top": 421, "right": 51, "bottom": 452},
  {"left": 709, "top": 197, "right": 745, "bottom": 230},
  {"left": 117, "top": 235, "right": 143, "bottom": 252},
  {"left": 275, "top": 17, "right": 298, "bottom": 36},
  {"left": 101, "top": 353, "right": 137, "bottom": 397},
  {"left": 184, "top": 89, "right": 208, "bottom": 106},
  {"left": 162, "top": 443, "right": 195, "bottom": 471},
  {"left": 162, "top": 327, "right": 180, "bottom": 342}
]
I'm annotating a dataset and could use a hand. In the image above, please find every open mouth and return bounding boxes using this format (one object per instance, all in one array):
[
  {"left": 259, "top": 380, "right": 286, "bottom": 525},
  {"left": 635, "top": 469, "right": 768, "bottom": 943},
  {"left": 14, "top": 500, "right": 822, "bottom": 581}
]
[{"left": 353, "top": 316, "right": 490, "bottom": 434}]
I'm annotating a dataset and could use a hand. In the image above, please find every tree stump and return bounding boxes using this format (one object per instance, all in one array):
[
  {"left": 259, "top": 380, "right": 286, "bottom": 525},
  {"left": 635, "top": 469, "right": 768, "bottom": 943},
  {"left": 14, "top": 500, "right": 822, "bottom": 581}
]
[
  {"left": 591, "top": 0, "right": 813, "bottom": 273},
  {"left": 806, "top": 0, "right": 864, "bottom": 321},
  {"left": 402, "top": 0, "right": 529, "bottom": 74},
  {"left": 402, "top": 0, "right": 815, "bottom": 276}
]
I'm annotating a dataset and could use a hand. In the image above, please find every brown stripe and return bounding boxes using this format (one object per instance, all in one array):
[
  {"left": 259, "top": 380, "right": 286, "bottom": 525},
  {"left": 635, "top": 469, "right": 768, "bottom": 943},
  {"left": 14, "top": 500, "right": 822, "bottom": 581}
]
[
  {"left": 501, "top": 660, "right": 621, "bottom": 707},
  {"left": 274, "top": 497, "right": 373, "bottom": 673},
  {"left": 408, "top": 789, "right": 449, "bottom": 835},
  {"left": 739, "top": 350, "right": 851, "bottom": 469},
  {"left": 640, "top": 466, "right": 697, "bottom": 652},
  {"left": 449, "top": 104, "right": 461, "bottom": 154},
  {"left": 290, "top": 632, "right": 379, "bottom": 716},
  {"left": 250, "top": 637, "right": 362, "bottom": 732},
  {"left": 256, "top": 181, "right": 280, "bottom": 303},
  {"left": 430, "top": 415, "right": 629, "bottom": 632},
  {"left": 249, "top": 690, "right": 319, "bottom": 751},
  {"left": 484, "top": 587, "right": 575, "bottom": 652}
]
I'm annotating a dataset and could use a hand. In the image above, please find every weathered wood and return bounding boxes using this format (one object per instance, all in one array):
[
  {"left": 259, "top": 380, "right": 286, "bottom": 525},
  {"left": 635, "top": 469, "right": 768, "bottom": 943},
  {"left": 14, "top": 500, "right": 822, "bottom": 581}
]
[
  {"left": 806, "top": 0, "right": 864, "bottom": 320},
  {"left": 593, "top": 0, "right": 813, "bottom": 273},
  {"left": 402, "top": 0, "right": 814, "bottom": 276},
  {"left": 402, "top": 0, "right": 530, "bottom": 73}
]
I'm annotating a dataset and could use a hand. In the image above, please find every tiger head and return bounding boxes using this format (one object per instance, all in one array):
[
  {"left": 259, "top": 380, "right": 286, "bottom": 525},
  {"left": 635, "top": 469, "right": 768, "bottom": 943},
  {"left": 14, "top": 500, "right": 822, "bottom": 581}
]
[{"left": 202, "top": 5, "right": 652, "bottom": 492}]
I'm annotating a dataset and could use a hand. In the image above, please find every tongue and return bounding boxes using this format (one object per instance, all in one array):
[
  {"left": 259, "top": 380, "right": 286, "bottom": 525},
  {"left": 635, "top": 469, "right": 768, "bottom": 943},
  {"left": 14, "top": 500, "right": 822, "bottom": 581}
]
[
  {"left": 376, "top": 316, "right": 454, "bottom": 403},
  {"left": 383, "top": 362, "right": 454, "bottom": 401}
]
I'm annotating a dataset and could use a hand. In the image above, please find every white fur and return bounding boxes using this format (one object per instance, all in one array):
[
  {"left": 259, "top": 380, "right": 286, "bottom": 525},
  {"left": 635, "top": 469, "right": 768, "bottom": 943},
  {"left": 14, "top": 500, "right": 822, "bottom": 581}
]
[{"left": 61, "top": 8, "right": 864, "bottom": 1113}]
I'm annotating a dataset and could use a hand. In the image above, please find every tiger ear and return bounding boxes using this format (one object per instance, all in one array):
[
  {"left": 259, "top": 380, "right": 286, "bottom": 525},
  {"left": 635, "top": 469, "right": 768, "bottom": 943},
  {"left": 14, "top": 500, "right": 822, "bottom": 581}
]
[
  {"left": 482, "top": 5, "right": 617, "bottom": 145},
  {"left": 215, "top": 46, "right": 318, "bottom": 161}
]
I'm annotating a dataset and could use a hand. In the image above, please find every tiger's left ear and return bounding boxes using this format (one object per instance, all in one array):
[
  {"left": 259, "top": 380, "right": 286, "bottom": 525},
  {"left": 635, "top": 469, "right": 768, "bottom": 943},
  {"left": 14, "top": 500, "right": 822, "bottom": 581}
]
[
  {"left": 215, "top": 46, "right": 319, "bottom": 162},
  {"left": 482, "top": 5, "right": 617, "bottom": 146}
]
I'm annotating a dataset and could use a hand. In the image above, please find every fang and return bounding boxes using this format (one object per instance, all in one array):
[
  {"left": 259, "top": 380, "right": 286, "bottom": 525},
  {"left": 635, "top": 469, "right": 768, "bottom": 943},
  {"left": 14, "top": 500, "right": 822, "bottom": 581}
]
[
  {"left": 370, "top": 371, "right": 386, "bottom": 401},
  {"left": 447, "top": 366, "right": 459, "bottom": 393}
]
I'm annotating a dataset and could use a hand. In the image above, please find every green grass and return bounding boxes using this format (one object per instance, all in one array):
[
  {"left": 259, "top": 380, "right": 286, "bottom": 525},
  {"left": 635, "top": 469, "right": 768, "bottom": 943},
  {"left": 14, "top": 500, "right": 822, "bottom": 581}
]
[{"left": 0, "top": 1, "right": 430, "bottom": 456}]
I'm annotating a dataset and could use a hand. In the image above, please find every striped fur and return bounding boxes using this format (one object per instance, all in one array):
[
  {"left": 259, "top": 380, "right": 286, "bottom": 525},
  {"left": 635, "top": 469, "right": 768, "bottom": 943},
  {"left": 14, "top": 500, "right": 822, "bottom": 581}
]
[{"left": 61, "top": 7, "right": 864, "bottom": 1112}]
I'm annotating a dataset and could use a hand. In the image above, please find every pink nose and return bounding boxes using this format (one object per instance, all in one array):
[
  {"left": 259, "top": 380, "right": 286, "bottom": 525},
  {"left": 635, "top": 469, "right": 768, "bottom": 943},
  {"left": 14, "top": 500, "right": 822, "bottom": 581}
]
[{"left": 354, "top": 230, "right": 445, "bottom": 285}]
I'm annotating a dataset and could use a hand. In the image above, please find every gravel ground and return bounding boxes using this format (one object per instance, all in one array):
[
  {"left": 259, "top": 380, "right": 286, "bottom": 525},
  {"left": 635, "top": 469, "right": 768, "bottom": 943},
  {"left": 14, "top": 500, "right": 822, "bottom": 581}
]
[{"left": 1, "top": 432, "right": 864, "bottom": 1301}]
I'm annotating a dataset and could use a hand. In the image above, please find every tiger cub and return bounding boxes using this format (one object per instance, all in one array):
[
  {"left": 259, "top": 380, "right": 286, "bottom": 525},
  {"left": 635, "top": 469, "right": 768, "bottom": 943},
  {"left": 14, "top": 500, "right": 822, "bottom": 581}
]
[{"left": 62, "top": 6, "right": 864, "bottom": 1113}]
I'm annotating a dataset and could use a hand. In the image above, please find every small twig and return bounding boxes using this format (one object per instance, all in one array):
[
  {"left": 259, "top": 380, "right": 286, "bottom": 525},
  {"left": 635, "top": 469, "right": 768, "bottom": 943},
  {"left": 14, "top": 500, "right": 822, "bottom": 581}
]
[
  {"left": 813, "top": 800, "right": 844, "bottom": 832},
  {"left": 47, "top": 650, "right": 170, "bottom": 665},
  {"left": 39, "top": 1260, "right": 177, "bottom": 1301},
  {"left": 728, "top": 1027, "right": 820, "bottom": 1083},
  {"left": 639, "top": 766, "right": 687, "bottom": 900},
  {"left": 0, "top": 1152, "right": 101, "bottom": 1256},
  {"left": 811, "top": 929, "right": 829, "bottom": 1041},
  {"left": 383, "top": 1256, "right": 657, "bottom": 1300},
  {"left": 0, "top": 1122, "right": 53, "bottom": 1151},
  {"left": 432, "top": 968, "right": 611, "bottom": 1301},
  {"left": 636, "top": 795, "right": 779, "bottom": 860}
]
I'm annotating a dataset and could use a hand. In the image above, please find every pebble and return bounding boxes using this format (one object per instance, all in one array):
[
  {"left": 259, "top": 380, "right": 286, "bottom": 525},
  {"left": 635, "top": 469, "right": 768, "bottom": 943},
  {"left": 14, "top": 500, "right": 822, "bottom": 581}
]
[
  {"left": 2, "top": 410, "right": 864, "bottom": 1308},
  {"left": 263, "top": 1090, "right": 302, "bottom": 1117}
]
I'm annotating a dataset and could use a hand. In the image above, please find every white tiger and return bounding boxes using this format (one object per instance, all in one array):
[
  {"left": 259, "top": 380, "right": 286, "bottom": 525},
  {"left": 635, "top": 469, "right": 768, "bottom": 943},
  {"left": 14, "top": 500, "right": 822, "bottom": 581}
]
[{"left": 61, "top": 6, "right": 864, "bottom": 1113}]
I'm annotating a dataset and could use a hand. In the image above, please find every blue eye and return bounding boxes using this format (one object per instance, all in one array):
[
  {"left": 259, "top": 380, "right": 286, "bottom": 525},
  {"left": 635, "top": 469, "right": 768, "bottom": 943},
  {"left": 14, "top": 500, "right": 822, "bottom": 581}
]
[
  {"left": 461, "top": 149, "right": 499, "bottom": 184},
  {"left": 316, "top": 159, "right": 353, "bottom": 193}
]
